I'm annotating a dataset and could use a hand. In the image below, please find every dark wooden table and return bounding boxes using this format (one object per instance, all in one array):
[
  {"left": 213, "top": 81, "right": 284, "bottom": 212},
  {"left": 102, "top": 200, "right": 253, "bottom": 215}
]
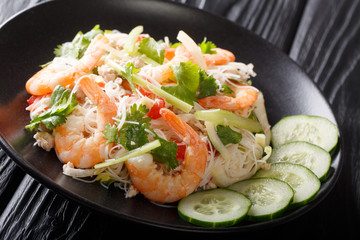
[{"left": 1, "top": 0, "right": 359, "bottom": 238}]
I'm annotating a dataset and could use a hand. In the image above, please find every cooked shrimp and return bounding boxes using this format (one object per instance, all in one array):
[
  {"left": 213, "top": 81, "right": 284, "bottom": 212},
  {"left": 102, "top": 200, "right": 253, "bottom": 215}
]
[
  {"left": 26, "top": 34, "right": 109, "bottom": 96},
  {"left": 198, "top": 86, "right": 258, "bottom": 110},
  {"left": 125, "top": 108, "right": 208, "bottom": 203},
  {"left": 203, "top": 48, "right": 235, "bottom": 66},
  {"left": 53, "top": 75, "right": 117, "bottom": 168},
  {"left": 143, "top": 44, "right": 190, "bottom": 83}
]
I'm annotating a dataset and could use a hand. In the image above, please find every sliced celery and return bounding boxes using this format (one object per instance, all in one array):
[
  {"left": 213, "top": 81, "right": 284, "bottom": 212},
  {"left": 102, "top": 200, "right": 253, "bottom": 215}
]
[
  {"left": 195, "top": 109, "right": 262, "bottom": 132},
  {"left": 94, "top": 140, "right": 161, "bottom": 169},
  {"left": 107, "top": 59, "right": 193, "bottom": 113},
  {"left": 133, "top": 75, "right": 193, "bottom": 113},
  {"left": 124, "top": 25, "right": 143, "bottom": 55}
]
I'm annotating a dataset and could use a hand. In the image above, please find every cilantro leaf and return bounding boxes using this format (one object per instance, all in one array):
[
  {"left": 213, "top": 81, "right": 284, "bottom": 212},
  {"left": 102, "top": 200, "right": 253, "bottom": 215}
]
[
  {"left": 26, "top": 85, "right": 78, "bottom": 131},
  {"left": 102, "top": 103, "right": 180, "bottom": 170},
  {"left": 151, "top": 137, "right": 179, "bottom": 171},
  {"left": 103, "top": 104, "right": 152, "bottom": 150},
  {"left": 161, "top": 61, "right": 200, "bottom": 105},
  {"left": 120, "top": 123, "right": 150, "bottom": 150},
  {"left": 103, "top": 123, "right": 120, "bottom": 145},
  {"left": 199, "top": 37, "right": 217, "bottom": 54},
  {"left": 119, "top": 62, "right": 140, "bottom": 92},
  {"left": 138, "top": 37, "right": 165, "bottom": 64},
  {"left": 54, "top": 25, "right": 103, "bottom": 60},
  {"left": 118, "top": 104, "right": 151, "bottom": 150},
  {"left": 216, "top": 125, "right": 242, "bottom": 145},
  {"left": 197, "top": 70, "right": 218, "bottom": 99}
]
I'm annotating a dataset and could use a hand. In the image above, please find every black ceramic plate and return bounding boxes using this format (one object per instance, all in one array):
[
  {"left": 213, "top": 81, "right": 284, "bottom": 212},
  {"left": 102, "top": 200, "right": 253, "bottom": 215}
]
[{"left": 0, "top": 0, "right": 342, "bottom": 233}]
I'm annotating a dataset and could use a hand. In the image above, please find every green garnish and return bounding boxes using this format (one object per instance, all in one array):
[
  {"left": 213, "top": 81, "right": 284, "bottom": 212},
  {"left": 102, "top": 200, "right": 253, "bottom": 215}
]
[
  {"left": 216, "top": 125, "right": 242, "bottom": 145},
  {"left": 94, "top": 140, "right": 161, "bottom": 169},
  {"left": 107, "top": 59, "right": 193, "bottom": 113},
  {"left": 26, "top": 85, "right": 78, "bottom": 131},
  {"left": 119, "top": 62, "right": 140, "bottom": 92},
  {"left": 124, "top": 25, "right": 143, "bottom": 55},
  {"left": 199, "top": 37, "right": 217, "bottom": 54},
  {"left": 197, "top": 70, "right": 218, "bottom": 99},
  {"left": 138, "top": 37, "right": 165, "bottom": 64},
  {"left": 102, "top": 104, "right": 179, "bottom": 170},
  {"left": 54, "top": 25, "right": 103, "bottom": 60},
  {"left": 195, "top": 109, "right": 262, "bottom": 133},
  {"left": 162, "top": 61, "right": 200, "bottom": 105}
]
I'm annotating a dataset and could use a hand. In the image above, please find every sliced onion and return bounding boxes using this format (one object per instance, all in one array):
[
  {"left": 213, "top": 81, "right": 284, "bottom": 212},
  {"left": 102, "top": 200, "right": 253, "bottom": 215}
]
[{"left": 177, "top": 30, "right": 207, "bottom": 70}]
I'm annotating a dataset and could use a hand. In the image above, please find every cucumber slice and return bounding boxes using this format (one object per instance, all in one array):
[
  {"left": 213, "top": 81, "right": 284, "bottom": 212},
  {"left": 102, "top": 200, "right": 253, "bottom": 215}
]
[
  {"left": 177, "top": 188, "right": 251, "bottom": 227},
  {"left": 268, "top": 141, "right": 331, "bottom": 181},
  {"left": 253, "top": 162, "right": 321, "bottom": 207},
  {"left": 228, "top": 178, "right": 294, "bottom": 221},
  {"left": 271, "top": 115, "right": 338, "bottom": 152}
]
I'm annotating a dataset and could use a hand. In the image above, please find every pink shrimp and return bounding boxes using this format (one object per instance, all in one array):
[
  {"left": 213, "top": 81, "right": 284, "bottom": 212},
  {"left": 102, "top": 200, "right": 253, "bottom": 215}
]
[
  {"left": 125, "top": 108, "right": 208, "bottom": 203},
  {"left": 203, "top": 48, "right": 235, "bottom": 66},
  {"left": 53, "top": 75, "right": 117, "bottom": 168},
  {"left": 144, "top": 44, "right": 190, "bottom": 83},
  {"left": 198, "top": 86, "right": 258, "bottom": 111},
  {"left": 26, "top": 34, "right": 109, "bottom": 96}
]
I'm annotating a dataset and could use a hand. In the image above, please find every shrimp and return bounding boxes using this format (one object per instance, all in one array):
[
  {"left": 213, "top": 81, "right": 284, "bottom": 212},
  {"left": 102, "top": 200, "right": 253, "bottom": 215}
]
[
  {"left": 53, "top": 75, "right": 117, "bottom": 168},
  {"left": 144, "top": 44, "right": 190, "bottom": 83},
  {"left": 203, "top": 48, "right": 235, "bottom": 66},
  {"left": 125, "top": 108, "right": 208, "bottom": 203},
  {"left": 198, "top": 86, "right": 258, "bottom": 111},
  {"left": 26, "top": 34, "right": 109, "bottom": 96}
]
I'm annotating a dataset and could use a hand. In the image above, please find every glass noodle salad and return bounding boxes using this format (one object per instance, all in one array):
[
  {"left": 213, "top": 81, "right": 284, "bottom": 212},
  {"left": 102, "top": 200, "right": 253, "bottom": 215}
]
[{"left": 25, "top": 25, "right": 272, "bottom": 204}]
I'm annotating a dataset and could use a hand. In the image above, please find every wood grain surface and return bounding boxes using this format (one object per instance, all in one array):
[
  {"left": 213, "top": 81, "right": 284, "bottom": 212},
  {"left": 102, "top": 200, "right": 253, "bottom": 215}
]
[{"left": 0, "top": 0, "right": 359, "bottom": 238}]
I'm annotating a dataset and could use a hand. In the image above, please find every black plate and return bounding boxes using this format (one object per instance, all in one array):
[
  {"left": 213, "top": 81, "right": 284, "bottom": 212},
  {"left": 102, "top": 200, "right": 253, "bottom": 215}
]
[{"left": 0, "top": 0, "right": 343, "bottom": 233}]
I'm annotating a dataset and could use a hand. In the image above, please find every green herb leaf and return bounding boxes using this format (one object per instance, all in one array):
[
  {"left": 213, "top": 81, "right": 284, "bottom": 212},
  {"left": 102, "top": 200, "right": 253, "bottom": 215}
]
[
  {"left": 161, "top": 61, "right": 200, "bottom": 105},
  {"left": 197, "top": 70, "right": 218, "bottom": 99},
  {"left": 199, "top": 37, "right": 217, "bottom": 54},
  {"left": 103, "top": 123, "right": 120, "bottom": 145},
  {"left": 151, "top": 137, "right": 179, "bottom": 171},
  {"left": 54, "top": 25, "right": 103, "bottom": 60},
  {"left": 26, "top": 85, "right": 78, "bottom": 131},
  {"left": 138, "top": 37, "right": 165, "bottom": 64},
  {"left": 102, "top": 103, "right": 180, "bottom": 170},
  {"left": 119, "top": 62, "right": 140, "bottom": 92},
  {"left": 216, "top": 125, "right": 242, "bottom": 145}
]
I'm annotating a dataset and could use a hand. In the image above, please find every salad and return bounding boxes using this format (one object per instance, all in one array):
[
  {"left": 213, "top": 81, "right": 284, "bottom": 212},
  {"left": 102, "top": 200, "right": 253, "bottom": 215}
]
[{"left": 25, "top": 25, "right": 338, "bottom": 227}]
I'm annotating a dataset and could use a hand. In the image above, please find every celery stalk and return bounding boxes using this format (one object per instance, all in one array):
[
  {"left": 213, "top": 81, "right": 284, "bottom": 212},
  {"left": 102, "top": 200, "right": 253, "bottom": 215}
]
[
  {"left": 94, "top": 140, "right": 161, "bottom": 169},
  {"left": 107, "top": 59, "right": 193, "bottom": 113},
  {"left": 132, "top": 75, "right": 193, "bottom": 113},
  {"left": 124, "top": 25, "right": 143, "bottom": 55},
  {"left": 195, "top": 109, "right": 262, "bottom": 132}
]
